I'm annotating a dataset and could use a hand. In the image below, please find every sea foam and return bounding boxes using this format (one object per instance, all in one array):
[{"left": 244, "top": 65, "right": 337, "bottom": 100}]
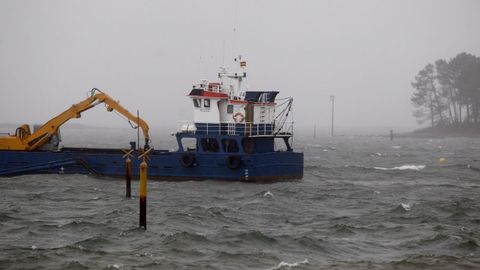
[
  {"left": 263, "top": 191, "right": 274, "bottom": 198},
  {"left": 268, "top": 259, "right": 309, "bottom": 270},
  {"left": 401, "top": 203, "right": 411, "bottom": 211},
  {"left": 374, "top": 165, "right": 426, "bottom": 171}
]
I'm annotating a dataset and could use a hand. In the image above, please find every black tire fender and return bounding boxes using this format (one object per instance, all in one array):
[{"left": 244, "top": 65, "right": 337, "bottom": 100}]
[
  {"left": 180, "top": 153, "right": 195, "bottom": 167},
  {"left": 226, "top": 155, "right": 242, "bottom": 170}
]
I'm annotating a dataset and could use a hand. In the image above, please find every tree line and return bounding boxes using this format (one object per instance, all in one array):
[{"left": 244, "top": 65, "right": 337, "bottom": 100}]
[{"left": 411, "top": 52, "right": 480, "bottom": 127}]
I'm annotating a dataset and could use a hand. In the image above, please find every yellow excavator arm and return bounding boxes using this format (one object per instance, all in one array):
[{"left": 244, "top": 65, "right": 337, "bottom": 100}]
[{"left": 0, "top": 88, "right": 150, "bottom": 151}]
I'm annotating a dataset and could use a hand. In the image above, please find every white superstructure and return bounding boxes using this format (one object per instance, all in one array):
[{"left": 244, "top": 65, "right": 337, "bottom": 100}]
[{"left": 188, "top": 57, "right": 277, "bottom": 124}]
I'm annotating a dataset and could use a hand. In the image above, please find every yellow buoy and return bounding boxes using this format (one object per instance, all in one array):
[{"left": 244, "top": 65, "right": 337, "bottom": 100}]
[{"left": 437, "top": 157, "right": 447, "bottom": 164}]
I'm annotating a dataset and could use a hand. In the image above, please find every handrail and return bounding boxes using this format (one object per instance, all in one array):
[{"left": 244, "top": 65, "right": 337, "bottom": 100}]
[{"left": 177, "top": 121, "right": 294, "bottom": 137}]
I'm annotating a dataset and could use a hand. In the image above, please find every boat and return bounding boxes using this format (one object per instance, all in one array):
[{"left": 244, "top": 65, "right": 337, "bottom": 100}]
[{"left": 0, "top": 58, "right": 303, "bottom": 181}]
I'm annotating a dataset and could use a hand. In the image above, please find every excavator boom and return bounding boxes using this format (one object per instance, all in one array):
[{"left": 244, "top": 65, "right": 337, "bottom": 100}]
[{"left": 0, "top": 88, "right": 150, "bottom": 151}]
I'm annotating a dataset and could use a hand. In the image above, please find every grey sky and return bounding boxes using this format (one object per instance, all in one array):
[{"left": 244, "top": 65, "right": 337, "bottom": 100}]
[{"left": 1, "top": 0, "right": 479, "bottom": 133}]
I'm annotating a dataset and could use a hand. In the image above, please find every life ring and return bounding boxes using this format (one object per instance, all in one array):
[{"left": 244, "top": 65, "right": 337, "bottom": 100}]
[
  {"left": 180, "top": 153, "right": 196, "bottom": 167},
  {"left": 233, "top": 112, "right": 245, "bottom": 123},
  {"left": 226, "top": 155, "right": 242, "bottom": 169}
]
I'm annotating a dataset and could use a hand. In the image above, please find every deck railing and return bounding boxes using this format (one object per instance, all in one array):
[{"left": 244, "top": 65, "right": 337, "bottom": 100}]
[{"left": 177, "top": 121, "right": 294, "bottom": 137}]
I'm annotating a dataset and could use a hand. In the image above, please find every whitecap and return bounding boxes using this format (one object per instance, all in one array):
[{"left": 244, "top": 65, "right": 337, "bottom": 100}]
[
  {"left": 263, "top": 191, "right": 274, "bottom": 198},
  {"left": 268, "top": 259, "right": 309, "bottom": 270},
  {"left": 401, "top": 203, "right": 411, "bottom": 211},
  {"left": 392, "top": 146, "right": 402, "bottom": 149},
  {"left": 31, "top": 245, "right": 37, "bottom": 250},
  {"left": 374, "top": 165, "right": 426, "bottom": 171}
]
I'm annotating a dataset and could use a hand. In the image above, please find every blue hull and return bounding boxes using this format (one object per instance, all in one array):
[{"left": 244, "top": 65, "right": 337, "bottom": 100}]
[{"left": 0, "top": 148, "right": 303, "bottom": 181}]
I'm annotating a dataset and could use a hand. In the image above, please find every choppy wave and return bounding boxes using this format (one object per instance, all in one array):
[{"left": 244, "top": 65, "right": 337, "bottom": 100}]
[
  {"left": 268, "top": 259, "right": 309, "bottom": 270},
  {"left": 389, "top": 203, "right": 412, "bottom": 214},
  {"left": 342, "top": 164, "right": 426, "bottom": 172}
]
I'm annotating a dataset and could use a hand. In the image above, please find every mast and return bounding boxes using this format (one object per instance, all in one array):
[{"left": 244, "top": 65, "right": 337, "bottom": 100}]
[{"left": 218, "top": 55, "right": 247, "bottom": 98}]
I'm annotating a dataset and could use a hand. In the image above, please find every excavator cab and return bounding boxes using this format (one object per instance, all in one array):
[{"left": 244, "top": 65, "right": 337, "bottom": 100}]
[
  {"left": 33, "top": 124, "right": 62, "bottom": 151},
  {"left": 15, "top": 124, "right": 31, "bottom": 139}
]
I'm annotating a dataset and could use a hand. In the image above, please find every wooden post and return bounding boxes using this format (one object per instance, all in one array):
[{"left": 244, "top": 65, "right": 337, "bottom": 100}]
[
  {"left": 122, "top": 149, "right": 134, "bottom": 199},
  {"left": 390, "top": 130, "right": 394, "bottom": 141},
  {"left": 125, "top": 157, "right": 132, "bottom": 198}
]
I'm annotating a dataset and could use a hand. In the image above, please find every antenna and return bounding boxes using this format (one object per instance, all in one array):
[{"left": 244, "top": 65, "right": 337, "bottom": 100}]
[
  {"left": 222, "top": 40, "right": 226, "bottom": 66},
  {"left": 232, "top": 0, "right": 239, "bottom": 58}
]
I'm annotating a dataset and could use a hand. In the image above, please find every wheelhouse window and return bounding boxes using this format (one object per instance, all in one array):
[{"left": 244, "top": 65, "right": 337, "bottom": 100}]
[
  {"left": 180, "top": 138, "right": 197, "bottom": 152},
  {"left": 227, "top": 105, "right": 234, "bottom": 114},
  {"left": 193, "top": 98, "right": 201, "bottom": 108},
  {"left": 204, "top": 99, "right": 210, "bottom": 108}
]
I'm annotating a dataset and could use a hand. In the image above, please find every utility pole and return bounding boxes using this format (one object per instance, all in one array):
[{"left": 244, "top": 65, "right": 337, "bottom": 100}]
[{"left": 330, "top": 96, "right": 335, "bottom": 137}]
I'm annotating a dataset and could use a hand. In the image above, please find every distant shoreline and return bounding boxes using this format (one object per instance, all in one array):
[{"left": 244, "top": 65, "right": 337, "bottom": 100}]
[{"left": 406, "top": 124, "right": 480, "bottom": 138}]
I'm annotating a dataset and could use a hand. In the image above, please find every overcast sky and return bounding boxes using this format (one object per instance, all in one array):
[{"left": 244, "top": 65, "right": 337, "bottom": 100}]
[{"left": 1, "top": 0, "right": 479, "bottom": 134}]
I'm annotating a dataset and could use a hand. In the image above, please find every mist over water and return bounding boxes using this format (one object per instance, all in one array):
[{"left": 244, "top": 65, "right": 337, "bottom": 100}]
[
  {"left": 1, "top": 131, "right": 479, "bottom": 269},
  {"left": 1, "top": 1, "right": 480, "bottom": 129}
]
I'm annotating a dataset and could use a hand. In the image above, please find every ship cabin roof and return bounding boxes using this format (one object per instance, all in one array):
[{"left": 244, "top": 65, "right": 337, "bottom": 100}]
[
  {"left": 188, "top": 88, "right": 228, "bottom": 99},
  {"left": 244, "top": 91, "right": 279, "bottom": 103}
]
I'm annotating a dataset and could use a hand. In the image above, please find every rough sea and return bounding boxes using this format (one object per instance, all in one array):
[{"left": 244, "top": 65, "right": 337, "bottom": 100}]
[{"left": 1, "top": 130, "right": 479, "bottom": 269}]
